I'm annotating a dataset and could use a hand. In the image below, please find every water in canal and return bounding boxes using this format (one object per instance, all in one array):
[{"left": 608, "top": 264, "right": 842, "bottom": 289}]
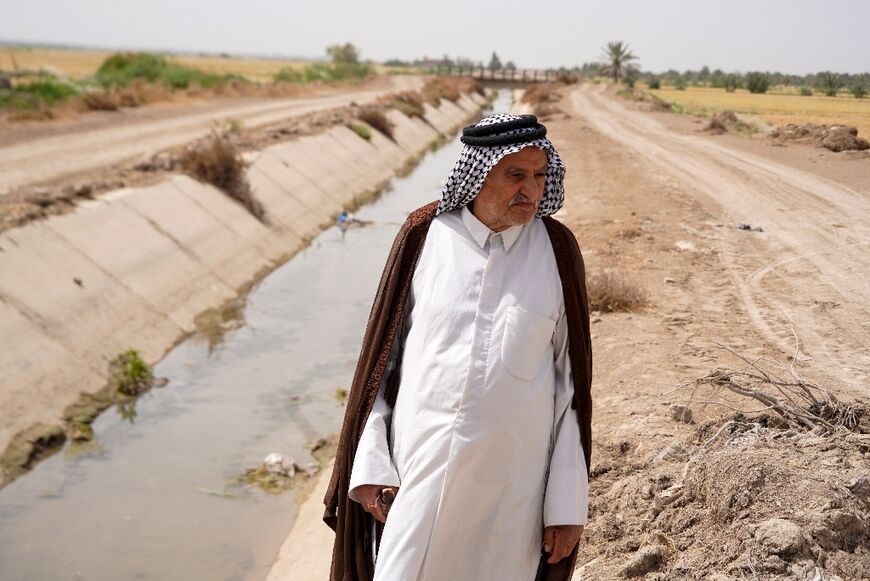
[{"left": 0, "top": 89, "right": 512, "bottom": 581}]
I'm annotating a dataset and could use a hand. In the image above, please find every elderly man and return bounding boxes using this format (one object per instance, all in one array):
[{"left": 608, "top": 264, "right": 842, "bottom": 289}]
[{"left": 324, "top": 113, "right": 593, "bottom": 581}]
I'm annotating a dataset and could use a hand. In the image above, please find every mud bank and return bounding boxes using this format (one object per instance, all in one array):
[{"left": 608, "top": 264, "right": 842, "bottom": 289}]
[{"left": 0, "top": 90, "right": 489, "bottom": 487}]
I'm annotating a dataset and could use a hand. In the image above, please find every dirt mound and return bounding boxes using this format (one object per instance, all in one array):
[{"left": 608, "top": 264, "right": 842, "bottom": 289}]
[
  {"left": 703, "top": 111, "right": 742, "bottom": 134},
  {"left": 581, "top": 412, "right": 870, "bottom": 580},
  {"left": 770, "top": 123, "right": 870, "bottom": 152}
]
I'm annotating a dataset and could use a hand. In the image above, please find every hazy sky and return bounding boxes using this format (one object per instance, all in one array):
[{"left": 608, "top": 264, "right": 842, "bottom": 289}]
[{"left": 2, "top": 0, "right": 868, "bottom": 74}]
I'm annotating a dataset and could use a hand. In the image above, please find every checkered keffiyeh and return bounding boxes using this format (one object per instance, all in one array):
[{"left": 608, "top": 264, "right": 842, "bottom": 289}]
[{"left": 436, "top": 113, "right": 566, "bottom": 217}]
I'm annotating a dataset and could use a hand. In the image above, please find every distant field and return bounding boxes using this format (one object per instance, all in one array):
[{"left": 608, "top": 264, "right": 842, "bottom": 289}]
[
  {"left": 649, "top": 86, "right": 870, "bottom": 138},
  {"left": 0, "top": 46, "right": 321, "bottom": 82}
]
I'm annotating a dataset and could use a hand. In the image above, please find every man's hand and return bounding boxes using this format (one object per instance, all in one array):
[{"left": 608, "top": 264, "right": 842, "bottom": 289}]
[
  {"left": 355, "top": 484, "right": 399, "bottom": 523},
  {"left": 543, "top": 525, "right": 584, "bottom": 564}
]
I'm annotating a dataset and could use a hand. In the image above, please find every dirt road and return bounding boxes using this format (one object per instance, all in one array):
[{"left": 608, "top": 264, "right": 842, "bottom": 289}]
[
  {"left": 0, "top": 75, "right": 422, "bottom": 193},
  {"left": 544, "top": 84, "right": 870, "bottom": 579},
  {"left": 570, "top": 84, "right": 870, "bottom": 397}
]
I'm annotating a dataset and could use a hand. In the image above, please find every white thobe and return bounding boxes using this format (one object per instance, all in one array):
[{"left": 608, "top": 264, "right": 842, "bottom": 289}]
[{"left": 349, "top": 205, "right": 588, "bottom": 581}]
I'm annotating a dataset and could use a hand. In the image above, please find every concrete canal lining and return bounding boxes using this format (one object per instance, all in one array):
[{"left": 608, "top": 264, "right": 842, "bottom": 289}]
[{"left": 0, "top": 90, "right": 489, "bottom": 481}]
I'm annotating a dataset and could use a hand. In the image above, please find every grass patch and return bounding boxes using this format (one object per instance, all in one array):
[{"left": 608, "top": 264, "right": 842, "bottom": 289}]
[
  {"left": 349, "top": 123, "right": 372, "bottom": 140},
  {"left": 95, "top": 52, "right": 244, "bottom": 89},
  {"left": 587, "top": 270, "right": 649, "bottom": 313},
  {"left": 273, "top": 61, "right": 373, "bottom": 84},
  {"left": 357, "top": 107, "right": 395, "bottom": 140},
  {"left": 0, "top": 76, "right": 78, "bottom": 112},
  {"left": 649, "top": 85, "right": 870, "bottom": 137},
  {"left": 179, "top": 131, "right": 265, "bottom": 221}
]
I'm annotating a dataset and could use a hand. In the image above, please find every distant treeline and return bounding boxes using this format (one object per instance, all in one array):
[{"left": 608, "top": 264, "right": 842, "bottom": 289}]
[{"left": 636, "top": 66, "right": 869, "bottom": 91}]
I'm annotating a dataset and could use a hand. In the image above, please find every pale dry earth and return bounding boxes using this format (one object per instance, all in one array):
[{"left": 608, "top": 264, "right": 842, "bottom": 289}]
[
  {"left": 0, "top": 75, "right": 422, "bottom": 193},
  {"left": 268, "top": 85, "right": 869, "bottom": 579}
]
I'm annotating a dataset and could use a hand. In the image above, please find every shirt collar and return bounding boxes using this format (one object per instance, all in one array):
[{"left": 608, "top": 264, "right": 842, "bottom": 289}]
[{"left": 461, "top": 204, "right": 524, "bottom": 252}]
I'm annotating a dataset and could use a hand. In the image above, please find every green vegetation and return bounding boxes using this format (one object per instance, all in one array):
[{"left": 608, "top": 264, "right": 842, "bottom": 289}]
[
  {"left": 95, "top": 52, "right": 244, "bottom": 89},
  {"left": 111, "top": 349, "right": 154, "bottom": 396},
  {"left": 599, "top": 40, "right": 639, "bottom": 83},
  {"left": 349, "top": 123, "right": 372, "bottom": 140},
  {"left": 849, "top": 81, "right": 867, "bottom": 99},
  {"left": 799, "top": 86, "right": 813, "bottom": 96},
  {"left": 273, "top": 43, "right": 373, "bottom": 83},
  {"left": 723, "top": 74, "right": 739, "bottom": 93},
  {"left": 745, "top": 72, "right": 770, "bottom": 94},
  {"left": 647, "top": 77, "right": 661, "bottom": 90},
  {"left": 334, "top": 387, "right": 349, "bottom": 404},
  {"left": 0, "top": 76, "right": 78, "bottom": 110},
  {"left": 674, "top": 76, "right": 687, "bottom": 91},
  {"left": 817, "top": 72, "right": 844, "bottom": 97}
]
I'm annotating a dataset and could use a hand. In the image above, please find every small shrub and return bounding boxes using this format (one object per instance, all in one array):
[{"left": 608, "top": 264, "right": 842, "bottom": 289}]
[
  {"left": 388, "top": 90, "right": 425, "bottom": 118},
  {"left": 799, "top": 86, "right": 813, "bottom": 96},
  {"left": 587, "top": 271, "right": 648, "bottom": 313},
  {"left": 111, "top": 349, "right": 153, "bottom": 396},
  {"left": 745, "top": 72, "right": 769, "bottom": 94},
  {"left": 24, "top": 79, "right": 78, "bottom": 103},
  {"left": 816, "top": 72, "right": 843, "bottom": 97},
  {"left": 298, "top": 61, "right": 373, "bottom": 83},
  {"left": 850, "top": 82, "right": 867, "bottom": 99},
  {"left": 522, "top": 82, "right": 560, "bottom": 105},
  {"left": 274, "top": 67, "right": 304, "bottom": 83},
  {"left": 647, "top": 78, "right": 661, "bottom": 90},
  {"left": 179, "top": 131, "right": 265, "bottom": 221},
  {"left": 724, "top": 75, "right": 739, "bottom": 93},
  {"left": 621, "top": 76, "right": 636, "bottom": 89},
  {"left": 82, "top": 91, "right": 119, "bottom": 111},
  {"left": 349, "top": 123, "right": 372, "bottom": 140},
  {"left": 357, "top": 107, "right": 395, "bottom": 140},
  {"left": 673, "top": 76, "right": 687, "bottom": 91}
]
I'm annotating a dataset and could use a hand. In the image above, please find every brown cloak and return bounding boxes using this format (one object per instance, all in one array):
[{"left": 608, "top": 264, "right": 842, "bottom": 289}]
[{"left": 323, "top": 199, "right": 593, "bottom": 581}]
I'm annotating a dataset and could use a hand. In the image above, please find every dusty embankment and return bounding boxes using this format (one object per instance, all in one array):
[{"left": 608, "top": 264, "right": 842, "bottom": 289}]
[
  {"left": 267, "top": 84, "right": 869, "bottom": 580},
  {"left": 0, "top": 86, "right": 490, "bottom": 489},
  {"left": 0, "top": 75, "right": 422, "bottom": 198}
]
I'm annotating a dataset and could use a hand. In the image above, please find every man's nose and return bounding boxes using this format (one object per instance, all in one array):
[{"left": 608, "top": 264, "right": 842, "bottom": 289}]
[{"left": 522, "top": 175, "right": 543, "bottom": 199}]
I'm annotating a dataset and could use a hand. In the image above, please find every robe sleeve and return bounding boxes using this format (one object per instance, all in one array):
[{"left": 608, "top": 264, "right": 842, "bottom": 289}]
[
  {"left": 543, "top": 301, "right": 589, "bottom": 526},
  {"left": 347, "top": 309, "right": 407, "bottom": 503}
]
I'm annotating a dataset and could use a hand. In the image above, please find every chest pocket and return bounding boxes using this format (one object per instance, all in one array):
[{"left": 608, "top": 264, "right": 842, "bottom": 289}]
[{"left": 500, "top": 304, "right": 557, "bottom": 381}]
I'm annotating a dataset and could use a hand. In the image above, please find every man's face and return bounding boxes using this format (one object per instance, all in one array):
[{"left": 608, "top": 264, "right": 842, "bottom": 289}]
[{"left": 470, "top": 146, "right": 548, "bottom": 232}]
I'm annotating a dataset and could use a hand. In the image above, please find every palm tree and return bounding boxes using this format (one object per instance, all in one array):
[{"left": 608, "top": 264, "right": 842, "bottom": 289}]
[{"left": 599, "top": 41, "right": 639, "bottom": 83}]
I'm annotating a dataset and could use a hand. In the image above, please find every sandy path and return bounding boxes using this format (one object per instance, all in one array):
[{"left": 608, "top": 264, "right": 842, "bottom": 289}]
[
  {"left": 266, "top": 462, "right": 334, "bottom": 581},
  {"left": 570, "top": 84, "right": 870, "bottom": 396},
  {"left": 0, "top": 76, "right": 422, "bottom": 193}
]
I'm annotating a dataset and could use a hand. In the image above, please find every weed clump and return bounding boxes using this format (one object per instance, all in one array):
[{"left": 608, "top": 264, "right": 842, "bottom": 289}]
[
  {"left": 349, "top": 123, "right": 372, "bottom": 141},
  {"left": 387, "top": 90, "right": 425, "bottom": 118},
  {"left": 587, "top": 270, "right": 649, "bottom": 313},
  {"left": 179, "top": 131, "right": 265, "bottom": 221},
  {"left": 357, "top": 107, "right": 395, "bottom": 140},
  {"left": 111, "top": 349, "right": 154, "bottom": 396},
  {"left": 82, "top": 91, "right": 119, "bottom": 111}
]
